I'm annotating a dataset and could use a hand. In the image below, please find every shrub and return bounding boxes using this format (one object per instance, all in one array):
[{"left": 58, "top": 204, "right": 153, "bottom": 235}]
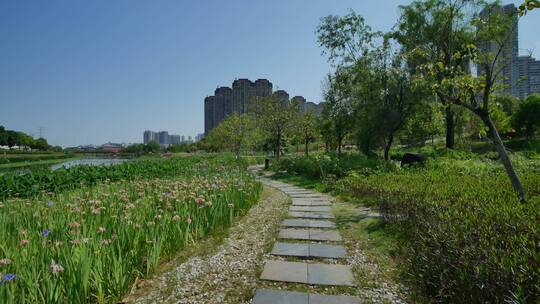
[{"left": 339, "top": 161, "right": 540, "bottom": 303}]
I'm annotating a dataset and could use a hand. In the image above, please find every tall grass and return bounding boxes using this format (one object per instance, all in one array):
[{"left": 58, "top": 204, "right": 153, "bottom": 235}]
[{"left": 0, "top": 156, "right": 261, "bottom": 303}]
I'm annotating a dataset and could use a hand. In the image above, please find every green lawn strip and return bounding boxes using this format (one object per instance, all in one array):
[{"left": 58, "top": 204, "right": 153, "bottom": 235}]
[{"left": 0, "top": 156, "right": 83, "bottom": 172}]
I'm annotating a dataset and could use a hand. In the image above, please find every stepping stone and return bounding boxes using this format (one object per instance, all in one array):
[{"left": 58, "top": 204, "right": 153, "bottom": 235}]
[
  {"left": 279, "top": 228, "right": 310, "bottom": 240},
  {"left": 252, "top": 289, "right": 362, "bottom": 304},
  {"left": 252, "top": 289, "right": 308, "bottom": 304},
  {"left": 290, "top": 195, "right": 325, "bottom": 198},
  {"left": 260, "top": 260, "right": 354, "bottom": 286},
  {"left": 289, "top": 211, "right": 334, "bottom": 219},
  {"left": 281, "top": 219, "right": 336, "bottom": 229},
  {"left": 309, "top": 244, "right": 347, "bottom": 258},
  {"left": 290, "top": 206, "right": 332, "bottom": 212},
  {"left": 279, "top": 228, "right": 342, "bottom": 241},
  {"left": 271, "top": 242, "right": 347, "bottom": 259},
  {"left": 260, "top": 260, "right": 308, "bottom": 283},
  {"left": 308, "top": 263, "right": 355, "bottom": 286},
  {"left": 292, "top": 201, "right": 331, "bottom": 206},
  {"left": 310, "top": 294, "right": 362, "bottom": 304},
  {"left": 271, "top": 242, "right": 309, "bottom": 257},
  {"left": 309, "top": 229, "right": 342, "bottom": 241}
]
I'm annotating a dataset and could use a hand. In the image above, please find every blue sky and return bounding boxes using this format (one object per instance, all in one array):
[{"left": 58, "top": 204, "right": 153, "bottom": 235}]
[{"left": 0, "top": 0, "right": 538, "bottom": 147}]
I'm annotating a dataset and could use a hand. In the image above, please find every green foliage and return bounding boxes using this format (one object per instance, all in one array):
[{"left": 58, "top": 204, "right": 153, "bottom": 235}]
[
  {"left": 518, "top": 0, "right": 540, "bottom": 16},
  {"left": 292, "top": 112, "right": 319, "bottom": 156},
  {"left": 0, "top": 156, "right": 261, "bottom": 303},
  {"left": 512, "top": 94, "right": 540, "bottom": 139},
  {"left": 0, "top": 126, "right": 52, "bottom": 151},
  {"left": 203, "top": 114, "right": 258, "bottom": 158},
  {"left": 251, "top": 97, "right": 298, "bottom": 159},
  {"left": 339, "top": 158, "right": 540, "bottom": 303},
  {"left": 274, "top": 148, "right": 540, "bottom": 302},
  {"left": 0, "top": 155, "right": 242, "bottom": 200},
  {"left": 273, "top": 153, "right": 394, "bottom": 181},
  {"left": 0, "top": 154, "right": 74, "bottom": 165}
]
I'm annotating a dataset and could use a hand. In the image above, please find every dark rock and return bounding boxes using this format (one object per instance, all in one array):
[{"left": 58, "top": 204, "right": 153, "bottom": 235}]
[{"left": 401, "top": 153, "right": 425, "bottom": 167}]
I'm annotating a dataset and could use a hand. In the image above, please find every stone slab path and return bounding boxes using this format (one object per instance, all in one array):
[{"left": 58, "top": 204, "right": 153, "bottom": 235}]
[
  {"left": 271, "top": 242, "right": 347, "bottom": 259},
  {"left": 252, "top": 173, "right": 362, "bottom": 304},
  {"left": 281, "top": 219, "right": 336, "bottom": 229},
  {"left": 288, "top": 211, "right": 335, "bottom": 219},
  {"left": 253, "top": 289, "right": 362, "bottom": 304}
]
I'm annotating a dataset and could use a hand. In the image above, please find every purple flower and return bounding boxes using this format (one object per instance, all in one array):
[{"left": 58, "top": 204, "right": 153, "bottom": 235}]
[
  {"left": 42, "top": 229, "right": 51, "bottom": 237},
  {"left": 163, "top": 192, "right": 170, "bottom": 198},
  {"left": 47, "top": 200, "right": 54, "bottom": 208},
  {"left": 2, "top": 274, "right": 16, "bottom": 282}
]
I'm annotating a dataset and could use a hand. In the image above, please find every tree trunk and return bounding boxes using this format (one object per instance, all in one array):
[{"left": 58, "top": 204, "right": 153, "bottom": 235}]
[
  {"left": 481, "top": 113, "right": 526, "bottom": 202},
  {"left": 384, "top": 133, "right": 394, "bottom": 161},
  {"left": 337, "top": 136, "right": 342, "bottom": 154},
  {"left": 445, "top": 106, "right": 455, "bottom": 149},
  {"left": 276, "top": 132, "right": 281, "bottom": 161},
  {"left": 304, "top": 139, "right": 309, "bottom": 157}
]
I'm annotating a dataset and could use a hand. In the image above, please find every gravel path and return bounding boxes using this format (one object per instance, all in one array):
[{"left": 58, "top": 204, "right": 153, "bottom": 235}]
[{"left": 123, "top": 186, "right": 289, "bottom": 304}]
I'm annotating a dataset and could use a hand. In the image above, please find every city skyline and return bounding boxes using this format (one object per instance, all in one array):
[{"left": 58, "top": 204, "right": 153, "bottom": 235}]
[{"left": 1, "top": 1, "right": 538, "bottom": 147}]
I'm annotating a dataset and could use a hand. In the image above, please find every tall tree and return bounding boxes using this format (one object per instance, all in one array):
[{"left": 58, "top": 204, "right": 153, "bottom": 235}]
[
  {"left": 206, "top": 113, "right": 256, "bottom": 159},
  {"left": 417, "top": 2, "right": 527, "bottom": 201},
  {"left": 294, "top": 112, "right": 318, "bottom": 156},
  {"left": 251, "top": 97, "right": 297, "bottom": 160},
  {"left": 394, "top": 0, "right": 476, "bottom": 149}
]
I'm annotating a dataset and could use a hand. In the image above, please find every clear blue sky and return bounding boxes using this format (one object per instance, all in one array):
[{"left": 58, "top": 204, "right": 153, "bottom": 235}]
[{"left": 1, "top": 0, "right": 538, "bottom": 147}]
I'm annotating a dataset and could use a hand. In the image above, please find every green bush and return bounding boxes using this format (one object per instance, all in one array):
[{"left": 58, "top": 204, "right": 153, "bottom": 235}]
[
  {"left": 272, "top": 153, "right": 394, "bottom": 180},
  {"left": 339, "top": 161, "right": 540, "bottom": 303}
]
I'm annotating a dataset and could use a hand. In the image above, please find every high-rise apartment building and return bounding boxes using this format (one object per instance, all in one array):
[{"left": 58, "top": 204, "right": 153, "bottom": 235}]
[
  {"left": 158, "top": 131, "right": 169, "bottom": 145},
  {"left": 143, "top": 130, "right": 157, "bottom": 144},
  {"left": 273, "top": 90, "right": 290, "bottom": 107},
  {"left": 143, "top": 130, "right": 189, "bottom": 146},
  {"left": 476, "top": 3, "right": 540, "bottom": 99},
  {"left": 478, "top": 4, "right": 519, "bottom": 97},
  {"left": 517, "top": 55, "right": 540, "bottom": 99},
  {"left": 203, "top": 79, "right": 325, "bottom": 135},
  {"left": 291, "top": 96, "right": 307, "bottom": 112},
  {"left": 204, "top": 78, "right": 272, "bottom": 135}
]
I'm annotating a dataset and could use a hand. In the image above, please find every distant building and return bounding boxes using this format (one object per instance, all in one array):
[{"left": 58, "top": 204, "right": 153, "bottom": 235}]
[
  {"left": 143, "top": 130, "right": 190, "bottom": 146},
  {"left": 195, "top": 133, "right": 205, "bottom": 141},
  {"left": 204, "top": 79, "right": 324, "bottom": 134},
  {"left": 157, "top": 131, "right": 169, "bottom": 145},
  {"left": 101, "top": 142, "right": 123, "bottom": 153},
  {"left": 291, "top": 96, "right": 307, "bottom": 112},
  {"left": 169, "top": 135, "right": 182, "bottom": 145},
  {"left": 478, "top": 4, "right": 519, "bottom": 97},
  {"left": 517, "top": 55, "right": 540, "bottom": 99},
  {"left": 273, "top": 90, "right": 290, "bottom": 107},
  {"left": 205, "top": 78, "right": 273, "bottom": 135},
  {"left": 143, "top": 130, "right": 158, "bottom": 144}
]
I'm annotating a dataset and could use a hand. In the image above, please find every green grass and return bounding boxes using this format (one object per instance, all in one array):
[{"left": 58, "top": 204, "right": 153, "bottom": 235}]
[{"left": 0, "top": 156, "right": 83, "bottom": 173}]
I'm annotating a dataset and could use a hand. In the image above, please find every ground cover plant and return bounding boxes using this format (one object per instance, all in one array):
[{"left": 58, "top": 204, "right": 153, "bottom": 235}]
[
  {"left": 0, "top": 156, "right": 261, "bottom": 303},
  {"left": 272, "top": 151, "right": 540, "bottom": 303}
]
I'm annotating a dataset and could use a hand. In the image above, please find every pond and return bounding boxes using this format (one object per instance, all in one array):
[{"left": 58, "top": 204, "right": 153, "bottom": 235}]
[{"left": 51, "top": 158, "right": 127, "bottom": 170}]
